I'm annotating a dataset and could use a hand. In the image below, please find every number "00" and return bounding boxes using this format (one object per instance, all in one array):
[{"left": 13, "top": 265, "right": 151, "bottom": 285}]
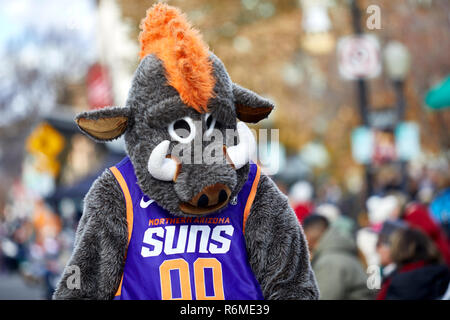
[{"left": 159, "top": 258, "right": 224, "bottom": 300}]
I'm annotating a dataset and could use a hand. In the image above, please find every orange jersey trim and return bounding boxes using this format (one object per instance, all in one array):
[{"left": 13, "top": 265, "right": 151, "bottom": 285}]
[
  {"left": 243, "top": 164, "right": 261, "bottom": 234},
  {"left": 109, "top": 166, "right": 134, "bottom": 297}
]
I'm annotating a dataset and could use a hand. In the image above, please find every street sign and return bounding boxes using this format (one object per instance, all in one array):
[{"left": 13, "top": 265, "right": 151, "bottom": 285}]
[
  {"left": 337, "top": 35, "right": 381, "bottom": 80},
  {"left": 368, "top": 107, "right": 398, "bottom": 129},
  {"left": 351, "top": 126, "right": 373, "bottom": 164},
  {"left": 26, "top": 122, "right": 65, "bottom": 158},
  {"left": 395, "top": 122, "right": 421, "bottom": 161},
  {"left": 26, "top": 122, "right": 65, "bottom": 177}
]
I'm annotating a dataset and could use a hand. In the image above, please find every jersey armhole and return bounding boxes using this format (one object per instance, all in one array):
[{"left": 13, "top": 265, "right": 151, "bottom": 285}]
[
  {"left": 109, "top": 166, "right": 134, "bottom": 298},
  {"left": 242, "top": 164, "right": 261, "bottom": 234}
]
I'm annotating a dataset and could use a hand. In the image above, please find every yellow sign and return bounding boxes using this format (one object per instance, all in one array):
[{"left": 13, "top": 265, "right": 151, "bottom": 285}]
[{"left": 26, "top": 122, "right": 65, "bottom": 176}]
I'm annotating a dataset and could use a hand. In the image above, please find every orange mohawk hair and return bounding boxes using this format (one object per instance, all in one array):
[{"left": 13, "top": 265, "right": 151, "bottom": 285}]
[{"left": 139, "top": 3, "right": 215, "bottom": 113}]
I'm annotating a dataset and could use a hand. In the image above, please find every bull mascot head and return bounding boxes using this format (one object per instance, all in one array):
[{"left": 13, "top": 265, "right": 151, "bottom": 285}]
[{"left": 76, "top": 3, "right": 274, "bottom": 216}]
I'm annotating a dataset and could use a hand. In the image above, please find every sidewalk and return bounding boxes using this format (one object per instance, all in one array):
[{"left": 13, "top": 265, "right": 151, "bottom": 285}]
[{"left": 0, "top": 272, "right": 44, "bottom": 300}]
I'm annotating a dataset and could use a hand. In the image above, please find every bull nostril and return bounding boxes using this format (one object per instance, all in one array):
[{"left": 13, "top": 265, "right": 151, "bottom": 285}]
[
  {"left": 197, "top": 194, "right": 209, "bottom": 208},
  {"left": 218, "top": 189, "right": 228, "bottom": 203}
]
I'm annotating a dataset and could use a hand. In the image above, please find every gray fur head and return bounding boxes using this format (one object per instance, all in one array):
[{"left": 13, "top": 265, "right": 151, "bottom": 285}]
[{"left": 75, "top": 11, "right": 274, "bottom": 217}]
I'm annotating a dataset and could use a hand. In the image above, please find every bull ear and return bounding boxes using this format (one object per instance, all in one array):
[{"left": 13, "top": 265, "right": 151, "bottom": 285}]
[
  {"left": 233, "top": 83, "right": 274, "bottom": 123},
  {"left": 75, "top": 106, "right": 131, "bottom": 142}
]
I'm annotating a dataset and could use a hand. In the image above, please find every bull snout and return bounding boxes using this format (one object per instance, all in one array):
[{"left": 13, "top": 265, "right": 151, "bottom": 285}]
[
  {"left": 190, "top": 183, "right": 231, "bottom": 208},
  {"left": 179, "top": 183, "right": 231, "bottom": 215}
]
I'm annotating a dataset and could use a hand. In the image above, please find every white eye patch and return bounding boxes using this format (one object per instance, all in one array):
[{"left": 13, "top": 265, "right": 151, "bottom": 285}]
[{"left": 168, "top": 116, "right": 196, "bottom": 144}]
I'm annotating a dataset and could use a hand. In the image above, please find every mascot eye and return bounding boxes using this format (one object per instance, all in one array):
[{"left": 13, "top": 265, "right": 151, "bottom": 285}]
[
  {"left": 204, "top": 113, "right": 217, "bottom": 138},
  {"left": 168, "top": 117, "right": 196, "bottom": 143}
]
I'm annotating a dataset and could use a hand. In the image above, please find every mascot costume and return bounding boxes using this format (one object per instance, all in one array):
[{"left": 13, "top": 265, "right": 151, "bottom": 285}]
[{"left": 54, "top": 3, "right": 319, "bottom": 300}]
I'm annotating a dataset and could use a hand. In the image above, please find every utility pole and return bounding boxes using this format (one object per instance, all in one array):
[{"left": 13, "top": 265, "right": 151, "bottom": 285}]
[{"left": 350, "top": 0, "right": 374, "bottom": 197}]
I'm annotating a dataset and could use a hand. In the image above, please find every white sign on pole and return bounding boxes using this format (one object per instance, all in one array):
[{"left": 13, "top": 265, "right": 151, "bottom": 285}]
[{"left": 337, "top": 35, "right": 381, "bottom": 80}]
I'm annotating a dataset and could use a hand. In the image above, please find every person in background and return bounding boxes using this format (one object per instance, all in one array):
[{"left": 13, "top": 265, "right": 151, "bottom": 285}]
[
  {"left": 377, "top": 228, "right": 450, "bottom": 300},
  {"left": 402, "top": 202, "right": 450, "bottom": 265},
  {"left": 303, "top": 215, "right": 374, "bottom": 300},
  {"left": 366, "top": 195, "right": 400, "bottom": 232},
  {"left": 356, "top": 195, "right": 401, "bottom": 269},
  {"left": 429, "top": 187, "right": 450, "bottom": 240},
  {"left": 315, "top": 203, "right": 355, "bottom": 237},
  {"left": 289, "top": 180, "right": 314, "bottom": 223},
  {"left": 375, "top": 220, "right": 408, "bottom": 290}
]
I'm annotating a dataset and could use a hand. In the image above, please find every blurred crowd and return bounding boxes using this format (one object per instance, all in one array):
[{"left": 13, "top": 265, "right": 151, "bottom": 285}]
[
  {"left": 1, "top": 151, "right": 448, "bottom": 300},
  {"left": 0, "top": 0, "right": 449, "bottom": 301},
  {"left": 286, "top": 158, "right": 450, "bottom": 300},
  {"left": 0, "top": 181, "right": 80, "bottom": 299}
]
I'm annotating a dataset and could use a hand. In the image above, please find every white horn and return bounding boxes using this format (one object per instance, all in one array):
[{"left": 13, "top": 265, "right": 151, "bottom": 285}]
[
  {"left": 226, "top": 122, "right": 256, "bottom": 169},
  {"left": 147, "top": 140, "right": 179, "bottom": 181}
]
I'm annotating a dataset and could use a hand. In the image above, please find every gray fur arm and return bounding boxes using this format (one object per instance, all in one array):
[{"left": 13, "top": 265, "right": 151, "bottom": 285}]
[
  {"left": 245, "top": 173, "right": 319, "bottom": 300},
  {"left": 53, "top": 169, "right": 128, "bottom": 300}
]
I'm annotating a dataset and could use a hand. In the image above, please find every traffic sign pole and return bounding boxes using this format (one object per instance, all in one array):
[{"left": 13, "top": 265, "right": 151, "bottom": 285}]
[{"left": 350, "top": 0, "right": 373, "bottom": 197}]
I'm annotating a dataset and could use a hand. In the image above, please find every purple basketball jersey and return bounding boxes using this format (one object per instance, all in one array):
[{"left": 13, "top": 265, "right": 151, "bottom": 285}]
[{"left": 110, "top": 157, "right": 264, "bottom": 300}]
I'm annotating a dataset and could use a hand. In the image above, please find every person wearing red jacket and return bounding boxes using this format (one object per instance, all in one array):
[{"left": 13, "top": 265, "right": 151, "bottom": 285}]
[
  {"left": 289, "top": 181, "right": 315, "bottom": 223},
  {"left": 402, "top": 202, "right": 450, "bottom": 265}
]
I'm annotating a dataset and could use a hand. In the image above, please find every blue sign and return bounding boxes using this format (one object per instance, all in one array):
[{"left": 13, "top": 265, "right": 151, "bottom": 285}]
[
  {"left": 351, "top": 126, "right": 374, "bottom": 164},
  {"left": 395, "top": 122, "right": 421, "bottom": 161}
]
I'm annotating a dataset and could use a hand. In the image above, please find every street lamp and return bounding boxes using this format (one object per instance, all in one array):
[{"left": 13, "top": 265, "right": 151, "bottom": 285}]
[
  {"left": 348, "top": 0, "right": 412, "bottom": 197},
  {"left": 349, "top": 0, "right": 372, "bottom": 196},
  {"left": 300, "top": 0, "right": 335, "bottom": 55},
  {"left": 383, "top": 41, "right": 411, "bottom": 193},
  {"left": 383, "top": 41, "right": 411, "bottom": 82},
  {"left": 383, "top": 41, "right": 411, "bottom": 122}
]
